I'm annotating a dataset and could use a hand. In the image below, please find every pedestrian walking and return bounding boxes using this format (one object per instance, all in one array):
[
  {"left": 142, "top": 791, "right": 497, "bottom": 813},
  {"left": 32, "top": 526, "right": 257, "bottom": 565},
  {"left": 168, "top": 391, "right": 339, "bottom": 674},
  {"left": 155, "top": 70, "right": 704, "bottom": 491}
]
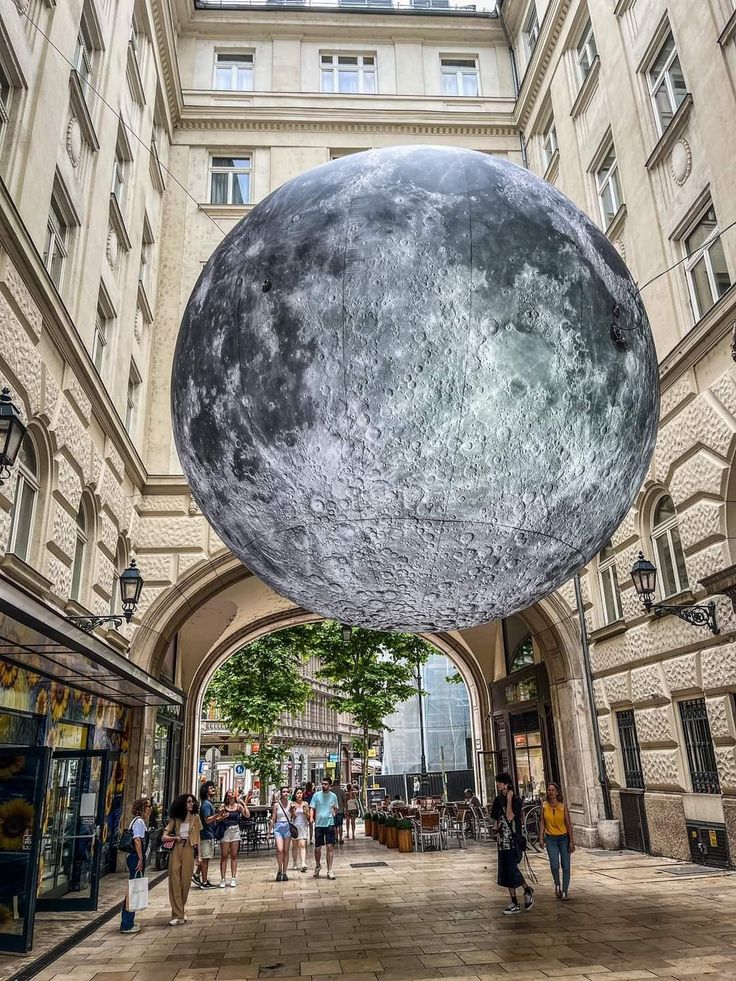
[
  {"left": 310, "top": 777, "right": 338, "bottom": 879},
  {"left": 304, "top": 781, "right": 315, "bottom": 845},
  {"left": 492, "top": 772, "right": 534, "bottom": 915},
  {"left": 162, "top": 793, "right": 202, "bottom": 926},
  {"left": 539, "top": 782, "right": 575, "bottom": 900},
  {"left": 332, "top": 781, "right": 346, "bottom": 845},
  {"left": 194, "top": 781, "right": 219, "bottom": 889},
  {"left": 270, "top": 785, "right": 294, "bottom": 881},
  {"left": 290, "top": 787, "right": 310, "bottom": 872},
  {"left": 345, "top": 784, "right": 359, "bottom": 840},
  {"left": 120, "top": 797, "right": 151, "bottom": 935},
  {"left": 218, "top": 789, "right": 248, "bottom": 887}
]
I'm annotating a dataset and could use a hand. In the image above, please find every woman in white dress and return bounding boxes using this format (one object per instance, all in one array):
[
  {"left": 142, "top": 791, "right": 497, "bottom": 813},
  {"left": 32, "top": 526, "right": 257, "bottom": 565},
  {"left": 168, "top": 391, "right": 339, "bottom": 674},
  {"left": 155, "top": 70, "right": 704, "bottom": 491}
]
[{"left": 290, "top": 787, "right": 310, "bottom": 872}]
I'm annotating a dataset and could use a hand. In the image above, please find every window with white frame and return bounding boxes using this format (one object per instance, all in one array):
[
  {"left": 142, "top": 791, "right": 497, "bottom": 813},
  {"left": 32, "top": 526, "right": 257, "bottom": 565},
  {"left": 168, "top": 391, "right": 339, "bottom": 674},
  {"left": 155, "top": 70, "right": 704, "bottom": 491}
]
[
  {"left": 320, "top": 54, "right": 376, "bottom": 94},
  {"left": 8, "top": 436, "right": 39, "bottom": 563},
  {"left": 541, "top": 115, "right": 558, "bottom": 170},
  {"left": 683, "top": 205, "right": 732, "bottom": 320},
  {"left": 92, "top": 300, "right": 109, "bottom": 372},
  {"left": 598, "top": 541, "right": 622, "bottom": 624},
  {"left": 125, "top": 363, "right": 141, "bottom": 435},
  {"left": 0, "top": 61, "right": 12, "bottom": 136},
  {"left": 209, "top": 155, "right": 251, "bottom": 205},
  {"left": 647, "top": 32, "right": 687, "bottom": 134},
  {"left": 73, "top": 15, "right": 95, "bottom": 100},
  {"left": 595, "top": 144, "right": 623, "bottom": 228},
  {"left": 214, "top": 52, "right": 254, "bottom": 91},
  {"left": 139, "top": 216, "right": 154, "bottom": 291},
  {"left": 651, "top": 495, "right": 688, "bottom": 598},
  {"left": 523, "top": 4, "right": 540, "bottom": 57},
  {"left": 70, "top": 500, "right": 89, "bottom": 603},
  {"left": 576, "top": 18, "right": 598, "bottom": 82},
  {"left": 440, "top": 58, "right": 479, "bottom": 97},
  {"left": 111, "top": 129, "right": 128, "bottom": 210},
  {"left": 43, "top": 195, "right": 69, "bottom": 289}
]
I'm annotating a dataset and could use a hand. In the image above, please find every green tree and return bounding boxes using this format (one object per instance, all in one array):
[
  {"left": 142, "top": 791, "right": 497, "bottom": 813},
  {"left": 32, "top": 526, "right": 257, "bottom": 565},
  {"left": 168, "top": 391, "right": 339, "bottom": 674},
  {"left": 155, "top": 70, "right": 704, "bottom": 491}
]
[{"left": 205, "top": 633, "right": 312, "bottom": 801}]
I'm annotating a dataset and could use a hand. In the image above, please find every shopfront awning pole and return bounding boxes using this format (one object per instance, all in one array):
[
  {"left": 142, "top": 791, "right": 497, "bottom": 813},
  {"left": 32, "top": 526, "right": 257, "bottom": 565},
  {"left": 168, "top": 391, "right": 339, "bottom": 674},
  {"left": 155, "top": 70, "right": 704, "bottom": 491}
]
[{"left": 574, "top": 572, "right": 613, "bottom": 821}]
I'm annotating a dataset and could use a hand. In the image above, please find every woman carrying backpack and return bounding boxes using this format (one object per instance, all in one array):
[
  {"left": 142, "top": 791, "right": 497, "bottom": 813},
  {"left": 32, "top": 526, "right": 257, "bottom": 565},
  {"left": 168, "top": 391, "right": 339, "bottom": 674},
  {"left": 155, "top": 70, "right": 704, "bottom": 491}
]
[
  {"left": 492, "top": 773, "right": 534, "bottom": 915},
  {"left": 539, "top": 782, "right": 575, "bottom": 900}
]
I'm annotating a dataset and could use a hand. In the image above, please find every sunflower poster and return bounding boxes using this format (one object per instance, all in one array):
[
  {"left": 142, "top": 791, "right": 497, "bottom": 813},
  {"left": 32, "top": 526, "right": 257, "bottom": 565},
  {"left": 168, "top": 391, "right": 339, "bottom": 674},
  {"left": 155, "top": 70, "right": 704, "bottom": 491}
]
[{"left": 0, "top": 747, "right": 51, "bottom": 953}]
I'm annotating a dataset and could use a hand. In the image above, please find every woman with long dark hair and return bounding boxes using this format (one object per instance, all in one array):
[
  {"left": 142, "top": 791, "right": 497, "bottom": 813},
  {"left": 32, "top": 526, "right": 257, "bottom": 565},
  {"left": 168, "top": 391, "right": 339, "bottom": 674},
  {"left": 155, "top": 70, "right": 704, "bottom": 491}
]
[
  {"left": 539, "top": 782, "right": 575, "bottom": 899},
  {"left": 492, "top": 772, "right": 534, "bottom": 915},
  {"left": 218, "top": 788, "right": 248, "bottom": 887},
  {"left": 162, "top": 793, "right": 202, "bottom": 925}
]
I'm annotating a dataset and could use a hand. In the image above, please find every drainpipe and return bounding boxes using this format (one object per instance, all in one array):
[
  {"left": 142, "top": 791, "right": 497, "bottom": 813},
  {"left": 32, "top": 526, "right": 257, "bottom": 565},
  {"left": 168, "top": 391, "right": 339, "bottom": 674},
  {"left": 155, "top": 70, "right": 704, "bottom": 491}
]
[
  {"left": 497, "top": 1, "right": 527, "bottom": 168},
  {"left": 574, "top": 572, "right": 613, "bottom": 821}
]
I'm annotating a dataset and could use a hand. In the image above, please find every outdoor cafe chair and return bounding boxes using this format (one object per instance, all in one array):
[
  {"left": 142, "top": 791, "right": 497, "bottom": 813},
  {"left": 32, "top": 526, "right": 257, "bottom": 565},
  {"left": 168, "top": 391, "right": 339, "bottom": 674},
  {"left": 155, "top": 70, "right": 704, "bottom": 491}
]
[{"left": 417, "top": 811, "right": 445, "bottom": 852}]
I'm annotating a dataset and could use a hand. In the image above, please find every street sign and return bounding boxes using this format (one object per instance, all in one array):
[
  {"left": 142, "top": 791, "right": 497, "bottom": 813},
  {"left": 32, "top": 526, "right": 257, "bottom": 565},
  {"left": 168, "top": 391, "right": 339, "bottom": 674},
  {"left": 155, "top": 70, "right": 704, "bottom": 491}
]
[
  {"left": 205, "top": 746, "right": 221, "bottom": 765},
  {"left": 328, "top": 753, "right": 339, "bottom": 762},
  {"left": 198, "top": 760, "right": 206, "bottom": 774},
  {"left": 234, "top": 763, "right": 245, "bottom": 775},
  {"left": 367, "top": 788, "right": 385, "bottom": 808}
]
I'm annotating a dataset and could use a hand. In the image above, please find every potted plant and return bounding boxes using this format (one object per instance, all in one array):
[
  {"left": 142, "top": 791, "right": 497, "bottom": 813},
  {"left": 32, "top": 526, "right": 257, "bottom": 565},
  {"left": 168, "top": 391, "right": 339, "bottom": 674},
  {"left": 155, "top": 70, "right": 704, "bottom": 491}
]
[
  {"left": 372, "top": 812, "right": 380, "bottom": 840},
  {"left": 385, "top": 813, "right": 398, "bottom": 848},
  {"left": 364, "top": 810, "right": 373, "bottom": 836},
  {"left": 377, "top": 811, "right": 387, "bottom": 844},
  {"left": 397, "top": 818, "right": 413, "bottom": 853}
]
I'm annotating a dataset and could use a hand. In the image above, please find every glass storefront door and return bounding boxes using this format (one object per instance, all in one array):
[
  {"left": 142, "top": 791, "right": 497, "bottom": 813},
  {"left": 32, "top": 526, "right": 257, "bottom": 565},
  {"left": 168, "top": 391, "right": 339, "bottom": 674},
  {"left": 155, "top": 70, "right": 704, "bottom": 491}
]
[
  {"left": 511, "top": 711, "right": 545, "bottom": 800},
  {"left": 36, "top": 749, "right": 109, "bottom": 911}
]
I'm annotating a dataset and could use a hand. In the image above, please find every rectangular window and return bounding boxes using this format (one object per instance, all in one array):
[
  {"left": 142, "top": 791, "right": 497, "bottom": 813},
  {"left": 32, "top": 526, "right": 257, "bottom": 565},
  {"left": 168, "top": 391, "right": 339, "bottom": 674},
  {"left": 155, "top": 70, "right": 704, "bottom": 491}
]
[
  {"left": 523, "top": 4, "right": 540, "bottom": 57},
  {"left": 43, "top": 197, "right": 68, "bottom": 289},
  {"left": 74, "top": 18, "right": 94, "bottom": 99},
  {"left": 679, "top": 698, "right": 720, "bottom": 794},
  {"left": 541, "top": 116, "right": 558, "bottom": 169},
  {"left": 596, "top": 147, "right": 623, "bottom": 228},
  {"left": 92, "top": 303, "right": 108, "bottom": 372},
  {"left": 125, "top": 364, "right": 140, "bottom": 435},
  {"left": 617, "top": 710, "right": 644, "bottom": 789},
  {"left": 576, "top": 19, "right": 598, "bottom": 82},
  {"left": 209, "top": 155, "right": 251, "bottom": 205},
  {"left": 440, "top": 58, "right": 479, "bottom": 97},
  {"left": 647, "top": 33, "right": 687, "bottom": 134},
  {"left": 0, "top": 62, "right": 11, "bottom": 133},
  {"left": 112, "top": 144, "right": 126, "bottom": 209},
  {"left": 214, "top": 52, "right": 254, "bottom": 91},
  {"left": 139, "top": 216, "right": 154, "bottom": 290},
  {"left": 684, "top": 205, "right": 732, "bottom": 320},
  {"left": 320, "top": 54, "right": 376, "bottom": 95}
]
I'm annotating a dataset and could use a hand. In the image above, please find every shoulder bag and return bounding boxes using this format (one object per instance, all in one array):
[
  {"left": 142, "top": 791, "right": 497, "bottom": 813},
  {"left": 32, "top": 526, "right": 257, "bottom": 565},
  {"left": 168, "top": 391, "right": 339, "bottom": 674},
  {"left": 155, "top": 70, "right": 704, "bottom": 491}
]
[
  {"left": 280, "top": 801, "right": 299, "bottom": 839},
  {"left": 118, "top": 818, "right": 137, "bottom": 854}
]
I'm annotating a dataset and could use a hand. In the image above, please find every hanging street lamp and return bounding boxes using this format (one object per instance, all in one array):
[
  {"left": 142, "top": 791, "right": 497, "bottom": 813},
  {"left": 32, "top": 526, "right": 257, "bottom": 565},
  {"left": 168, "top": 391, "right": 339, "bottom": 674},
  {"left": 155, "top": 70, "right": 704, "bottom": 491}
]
[
  {"left": 0, "top": 387, "right": 27, "bottom": 487},
  {"left": 65, "top": 559, "right": 144, "bottom": 633},
  {"left": 631, "top": 552, "right": 719, "bottom": 635}
]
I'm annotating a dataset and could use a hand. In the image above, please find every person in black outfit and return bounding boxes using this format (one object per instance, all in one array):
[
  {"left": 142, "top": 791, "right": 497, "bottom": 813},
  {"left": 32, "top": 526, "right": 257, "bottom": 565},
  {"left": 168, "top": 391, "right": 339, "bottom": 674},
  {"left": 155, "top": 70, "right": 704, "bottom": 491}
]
[{"left": 492, "top": 772, "right": 534, "bottom": 915}]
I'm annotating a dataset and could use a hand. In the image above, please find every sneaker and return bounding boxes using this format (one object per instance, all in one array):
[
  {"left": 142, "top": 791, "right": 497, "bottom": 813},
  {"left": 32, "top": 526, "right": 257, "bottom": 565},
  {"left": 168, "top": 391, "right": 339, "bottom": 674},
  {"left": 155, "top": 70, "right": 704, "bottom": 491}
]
[
  {"left": 182, "top": 916, "right": 187, "bottom": 923},
  {"left": 313, "top": 865, "right": 321, "bottom": 878},
  {"left": 191, "top": 871, "right": 201, "bottom": 885},
  {"left": 524, "top": 888, "right": 535, "bottom": 910},
  {"left": 301, "top": 866, "right": 307, "bottom": 873},
  {"left": 169, "top": 918, "right": 181, "bottom": 926},
  {"left": 276, "top": 871, "right": 283, "bottom": 881},
  {"left": 292, "top": 863, "right": 298, "bottom": 871},
  {"left": 193, "top": 877, "right": 205, "bottom": 889},
  {"left": 219, "top": 879, "right": 227, "bottom": 888},
  {"left": 555, "top": 885, "right": 561, "bottom": 899},
  {"left": 560, "top": 891, "right": 569, "bottom": 901},
  {"left": 326, "top": 870, "right": 336, "bottom": 880},
  {"left": 282, "top": 873, "right": 289, "bottom": 881},
  {"left": 203, "top": 881, "right": 217, "bottom": 889},
  {"left": 230, "top": 878, "right": 237, "bottom": 888},
  {"left": 503, "top": 903, "right": 521, "bottom": 915},
  {"left": 121, "top": 925, "right": 141, "bottom": 934}
]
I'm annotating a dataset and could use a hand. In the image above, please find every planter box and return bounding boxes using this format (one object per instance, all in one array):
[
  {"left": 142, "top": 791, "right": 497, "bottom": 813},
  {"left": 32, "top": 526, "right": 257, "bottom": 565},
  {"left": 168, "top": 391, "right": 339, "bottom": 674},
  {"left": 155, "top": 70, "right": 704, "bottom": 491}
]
[
  {"left": 364, "top": 818, "right": 372, "bottom": 836},
  {"left": 398, "top": 828, "right": 413, "bottom": 853},
  {"left": 372, "top": 822, "right": 380, "bottom": 841},
  {"left": 378, "top": 823, "right": 387, "bottom": 844},
  {"left": 386, "top": 826, "right": 398, "bottom": 848}
]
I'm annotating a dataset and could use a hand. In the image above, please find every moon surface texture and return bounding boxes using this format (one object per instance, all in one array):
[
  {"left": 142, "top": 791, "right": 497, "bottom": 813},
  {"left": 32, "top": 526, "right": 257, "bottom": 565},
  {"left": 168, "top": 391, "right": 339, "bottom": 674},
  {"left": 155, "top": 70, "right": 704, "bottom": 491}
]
[{"left": 172, "top": 146, "right": 658, "bottom": 632}]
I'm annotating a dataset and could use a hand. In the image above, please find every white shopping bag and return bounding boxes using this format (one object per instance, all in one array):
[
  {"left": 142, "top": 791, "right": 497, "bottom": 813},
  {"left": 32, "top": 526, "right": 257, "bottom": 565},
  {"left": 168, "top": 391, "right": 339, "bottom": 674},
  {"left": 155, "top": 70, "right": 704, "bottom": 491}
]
[{"left": 127, "top": 875, "right": 149, "bottom": 911}]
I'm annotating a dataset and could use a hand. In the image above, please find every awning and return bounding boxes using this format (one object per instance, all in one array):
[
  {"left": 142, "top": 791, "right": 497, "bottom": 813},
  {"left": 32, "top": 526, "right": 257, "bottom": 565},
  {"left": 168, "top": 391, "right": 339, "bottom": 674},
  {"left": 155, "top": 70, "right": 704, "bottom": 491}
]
[{"left": 0, "top": 574, "right": 184, "bottom": 708}]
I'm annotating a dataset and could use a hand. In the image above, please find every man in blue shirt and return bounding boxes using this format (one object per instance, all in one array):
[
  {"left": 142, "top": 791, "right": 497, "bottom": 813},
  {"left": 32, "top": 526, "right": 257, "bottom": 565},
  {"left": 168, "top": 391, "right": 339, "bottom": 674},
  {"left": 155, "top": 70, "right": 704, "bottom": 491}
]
[
  {"left": 310, "top": 777, "right": 338, "bottom": 879},
  {"left": 195, "top": 781, "right": 219, "bottom": 888}
]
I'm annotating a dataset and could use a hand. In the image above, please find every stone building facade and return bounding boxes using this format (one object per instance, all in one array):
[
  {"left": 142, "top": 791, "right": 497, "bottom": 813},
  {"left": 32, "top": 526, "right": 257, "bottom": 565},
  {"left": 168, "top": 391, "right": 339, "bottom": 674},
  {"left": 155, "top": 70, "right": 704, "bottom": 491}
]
[{"left": 0, "top": 0, "right": 735, "bottom": 923}]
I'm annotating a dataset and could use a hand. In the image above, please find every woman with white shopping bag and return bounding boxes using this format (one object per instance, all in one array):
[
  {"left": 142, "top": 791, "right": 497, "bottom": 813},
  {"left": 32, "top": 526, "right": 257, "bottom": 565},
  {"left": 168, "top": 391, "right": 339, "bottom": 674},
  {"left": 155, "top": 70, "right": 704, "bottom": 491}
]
[
  {"left": 120, "top": 797, "right": 152, "bottom": 935},
  {"left": 162, "top": 793, "right": 202, "bottom": 925}
]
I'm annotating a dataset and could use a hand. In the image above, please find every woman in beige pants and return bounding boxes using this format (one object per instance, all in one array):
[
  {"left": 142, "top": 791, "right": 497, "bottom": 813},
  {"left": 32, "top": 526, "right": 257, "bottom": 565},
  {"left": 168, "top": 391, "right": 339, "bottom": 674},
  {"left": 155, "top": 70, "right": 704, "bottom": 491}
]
[{"left": 162, "top": 793, "right": 202, "bottom": 925}]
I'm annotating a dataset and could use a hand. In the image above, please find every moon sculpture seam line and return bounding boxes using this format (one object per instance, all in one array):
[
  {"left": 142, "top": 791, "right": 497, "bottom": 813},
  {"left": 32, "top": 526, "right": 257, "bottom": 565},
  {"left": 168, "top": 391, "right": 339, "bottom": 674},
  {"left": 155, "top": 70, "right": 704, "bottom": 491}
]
[{"left": 172, "top": 145, "right": 658, "bottom": 632}]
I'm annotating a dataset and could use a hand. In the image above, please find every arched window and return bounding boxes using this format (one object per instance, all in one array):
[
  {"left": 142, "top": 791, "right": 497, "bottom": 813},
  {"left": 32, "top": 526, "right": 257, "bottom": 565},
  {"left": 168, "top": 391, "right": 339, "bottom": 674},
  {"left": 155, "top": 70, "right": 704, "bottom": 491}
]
[
  {"left": 598, "top": 541, "right": 622, "bottom": 624},
  {"left": 503, "top": 615, "right": 535, "bottom": 674},
  {"left": 70, "top": 499, "right": 89, "bottom": 602},
  {"left": 7, "top": 436, "right": 39, "bottom": 562},
  {"left": 651, "top": 495, "right": 688, "bottom": 598}
]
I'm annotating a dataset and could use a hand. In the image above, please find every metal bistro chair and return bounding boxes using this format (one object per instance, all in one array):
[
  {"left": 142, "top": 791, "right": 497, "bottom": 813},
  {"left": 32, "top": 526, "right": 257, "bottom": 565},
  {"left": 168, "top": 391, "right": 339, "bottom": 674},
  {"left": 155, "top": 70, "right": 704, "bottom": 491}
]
[
  {"left": 417, "top": 811, "right": 445, "bottom": 852},
  {"left": 471, "top": 804, "right": 495, "bottom": 842},
  {"left": 240, "top": 817, "right": 259, "bottom": 853},
  {"left": 440, "top": 805, "right": 466, "bottom": 849}
]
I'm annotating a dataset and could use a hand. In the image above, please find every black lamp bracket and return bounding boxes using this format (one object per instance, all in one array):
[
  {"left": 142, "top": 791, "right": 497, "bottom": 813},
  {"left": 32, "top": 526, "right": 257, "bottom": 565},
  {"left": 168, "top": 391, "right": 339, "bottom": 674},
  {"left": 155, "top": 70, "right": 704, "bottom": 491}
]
[
  {"left": 644, "top": 598, "right": 719, "bottom": 635},
  {"left": 64, "top": 612, "right": 131, "bottom": 634}
]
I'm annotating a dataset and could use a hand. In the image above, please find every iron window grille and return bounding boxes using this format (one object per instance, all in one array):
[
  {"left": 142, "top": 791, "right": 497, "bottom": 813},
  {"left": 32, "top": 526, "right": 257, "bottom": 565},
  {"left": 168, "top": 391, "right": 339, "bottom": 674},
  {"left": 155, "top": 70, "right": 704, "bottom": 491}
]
[
  {"left": 617, "top": 710, "right": 644, "bottom": 789},
  {"left": 679, "top": 698, "right": 720, "bottom": 794}
]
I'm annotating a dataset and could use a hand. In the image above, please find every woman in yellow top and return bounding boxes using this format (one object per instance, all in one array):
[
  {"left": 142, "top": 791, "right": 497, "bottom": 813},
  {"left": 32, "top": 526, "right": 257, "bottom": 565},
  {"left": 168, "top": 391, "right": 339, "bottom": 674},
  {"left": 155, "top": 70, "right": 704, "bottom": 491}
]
[{"left": 539, "top": 782, "right": 575, "bottom": 900}]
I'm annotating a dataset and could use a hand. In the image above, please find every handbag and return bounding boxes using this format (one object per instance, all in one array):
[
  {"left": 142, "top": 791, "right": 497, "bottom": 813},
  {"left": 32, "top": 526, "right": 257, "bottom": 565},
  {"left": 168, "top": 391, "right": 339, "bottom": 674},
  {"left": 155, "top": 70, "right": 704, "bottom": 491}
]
[
  {"left": 118, "top": 819, "right": 140, "bottom": 854},
  {"left": 280, "top": 801, "right": 299, "bottom": 839},
  {"left": 213, "top": 820, "right": 226, "bottom": 841},
  {"left": 127, "top": 873, "right": 149, "bottom": 911}
]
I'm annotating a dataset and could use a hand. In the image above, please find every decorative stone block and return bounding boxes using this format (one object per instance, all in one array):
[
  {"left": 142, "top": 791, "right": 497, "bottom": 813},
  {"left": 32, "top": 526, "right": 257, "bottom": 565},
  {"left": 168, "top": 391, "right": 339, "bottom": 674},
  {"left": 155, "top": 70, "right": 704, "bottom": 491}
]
[
  {"left": 54, "top": 456, "right": 83, "bottom": 511},
  {"left": 42, "top": 366, "right": 60, "bottom": 422},
  {"left": 662, "top": 652, "right": 700, "bottom": 693},
  {"left": 55, "top": 397, "right": 91, "bottom": 468},
  {"left": 710, "top": 370, "right": 736, "bottom": 422},
  {"left": 135, "top": 516, "right": 204, "bottom": 550},
  {"left": 99, "top": 466, "right": 127, "bottom": 524},
  {"left": 62, "top": 369, "right": 91, "bottom": 425},
  {"left": 684, "top": 541, "right": 731, "bottom": 586},
  {"left": 660, "top": 370, "right": 696, "bottom": 422},
  {"left": 177, "top": 552, "right": 206, "bottom": 577},
  {"left": 104, "top": 439, "right": 125, "bottom": 483},
  {"left": 137, "top": 553, "right": 174, "bottom": 583},
  {"left": 137, "top": 495, "right": 189, "bottom": 513},
  {"left": 0, "top": 294, "right": 43, "bottom": 413},
  {"left": 701, "top": 641, "right": 736, "bottom": 692},
  {"left": 669, "top": 450, "right": 728, "bottom": 506},
  {"left": 603, "top": 672, "right": 630, "bottom": 705},
  {"left": 593, "top": 678, "right": 608, "bottom": 712},
  {"left": 634, "top": 705, "right": 676, "bottom": 746},
  {"left": 611, "top": 509, "right": 637, "bottom": 547},
  {"left": 46, "top": 551, "right": 72, "bottom": 599},
  {"left": 640, "top": 750, "right": 684, "bottom": 789},
  {"left": 715, "top": 746, "right": 736, "bottom": 793},
  {"left": 0, "top": 256, "right": 43, "bottom": 341},
  {"left": 49, "top": 504, "right": 78, "bottom": 563},
  {"left": 598, "top": 714, "right": 612, "bottom": 747},
  {"left": 643, "top": 793, "right": 690, "bottom": 860},
  {"left": 676, "top": 500, "right": 724, "bottom": 552},
  {"left": 98, "top": 511, "right": 119, "bottom": 558},
  {"left": 631, "top": 664, "right": 666, "bottom": 703},
  {"left": 705, "top": 695, "right": 734, "bottom": 741}
]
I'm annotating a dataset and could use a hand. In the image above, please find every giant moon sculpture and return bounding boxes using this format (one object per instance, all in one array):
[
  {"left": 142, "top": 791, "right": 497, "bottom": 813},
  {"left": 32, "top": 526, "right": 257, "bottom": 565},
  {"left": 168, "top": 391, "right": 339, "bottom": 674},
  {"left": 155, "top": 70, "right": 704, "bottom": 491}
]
[{"left": 172, "top": 146, "right": 658, "bottom": 632}]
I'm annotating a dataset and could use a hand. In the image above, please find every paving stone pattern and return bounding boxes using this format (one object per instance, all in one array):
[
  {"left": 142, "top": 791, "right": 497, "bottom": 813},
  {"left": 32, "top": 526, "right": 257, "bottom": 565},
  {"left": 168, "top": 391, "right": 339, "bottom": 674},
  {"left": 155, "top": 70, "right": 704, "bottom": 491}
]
[{"left": 25, "top": 836, "right": 736, "bottom": 981}]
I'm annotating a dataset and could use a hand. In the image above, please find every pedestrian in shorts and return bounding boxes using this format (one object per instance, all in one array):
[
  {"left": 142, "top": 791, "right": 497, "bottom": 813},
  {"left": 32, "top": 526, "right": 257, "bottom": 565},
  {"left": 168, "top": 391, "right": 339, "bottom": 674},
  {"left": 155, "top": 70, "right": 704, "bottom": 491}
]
[
  {"left": 193, "top": 781, "right": 218, "bottom": 888},
  {"left": 310, "top": 777, "right": 338, "bottom": 879}
]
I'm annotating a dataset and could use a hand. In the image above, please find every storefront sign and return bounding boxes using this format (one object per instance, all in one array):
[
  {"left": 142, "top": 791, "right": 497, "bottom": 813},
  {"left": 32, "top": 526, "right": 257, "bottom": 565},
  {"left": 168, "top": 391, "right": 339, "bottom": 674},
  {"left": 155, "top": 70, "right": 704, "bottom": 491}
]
[
  {"left": 54, "top": 722, "right": 88, "bottom": 749},
  {"left": 504, "top": 677, "right": 538, "bottom": 705}
]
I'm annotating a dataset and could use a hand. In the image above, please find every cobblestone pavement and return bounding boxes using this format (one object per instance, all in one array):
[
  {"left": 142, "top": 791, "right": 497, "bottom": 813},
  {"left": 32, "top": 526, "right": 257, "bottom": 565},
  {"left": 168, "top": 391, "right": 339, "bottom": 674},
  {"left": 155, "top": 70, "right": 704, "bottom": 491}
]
[{"left": 31, "top": 835, "right": 736, "bottom": 981}]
